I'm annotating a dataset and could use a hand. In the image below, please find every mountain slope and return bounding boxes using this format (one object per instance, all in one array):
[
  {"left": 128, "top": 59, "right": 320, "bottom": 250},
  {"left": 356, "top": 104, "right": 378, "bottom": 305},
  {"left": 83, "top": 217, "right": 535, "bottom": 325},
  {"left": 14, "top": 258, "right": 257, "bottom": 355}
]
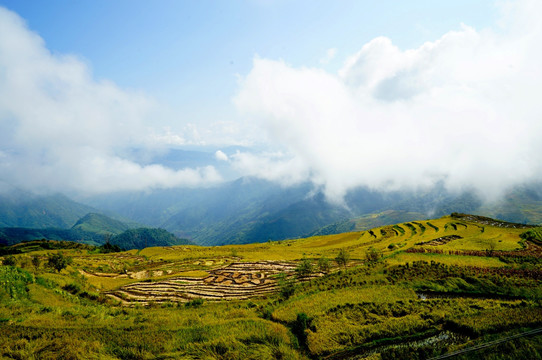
[
  {"left": 0, "top": 227, "right": 105, "bottom": 246},
  {"left": 0, "top": 187, "right": 97, "bottom": 229},
  {"left": 71, "top": 213, "right": 130, "bottom": 235},
  {"left": 110, "top": 228, "right": 193, "bottom": 249},
  {"left": 82, "top": 179, "right": 542, "bottom": 246},
  {"left": 310, "top": 210, "right": 428, "bottom": 236},
  {"left": 478, "top": 183, "right": 542, "bottom": 224}
]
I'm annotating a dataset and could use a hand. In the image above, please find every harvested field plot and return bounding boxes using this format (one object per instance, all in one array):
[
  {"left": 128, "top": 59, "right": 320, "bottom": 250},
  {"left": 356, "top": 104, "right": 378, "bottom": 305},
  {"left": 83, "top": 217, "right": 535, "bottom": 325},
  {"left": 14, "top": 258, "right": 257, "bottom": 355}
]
[{"left": 106, "top": 261, "right": 321, "bottom": 305}]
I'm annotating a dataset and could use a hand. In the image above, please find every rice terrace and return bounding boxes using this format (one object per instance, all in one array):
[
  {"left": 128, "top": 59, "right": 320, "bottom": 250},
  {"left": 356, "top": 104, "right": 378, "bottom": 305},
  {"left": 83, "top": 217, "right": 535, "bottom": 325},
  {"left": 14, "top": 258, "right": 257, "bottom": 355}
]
[{"left": 1, "top": 213, "right": 541, "bottom": 359}]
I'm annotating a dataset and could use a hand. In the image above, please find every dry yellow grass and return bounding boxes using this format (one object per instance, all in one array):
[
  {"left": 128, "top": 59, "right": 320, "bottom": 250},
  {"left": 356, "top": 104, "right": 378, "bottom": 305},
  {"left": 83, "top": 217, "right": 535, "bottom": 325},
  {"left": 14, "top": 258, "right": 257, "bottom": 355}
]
[
  {"left": 386, "top": 252, "right": 507, "bottom": 267},
  {"left": 94, "top": 216, "right": 523, "bottom": 265}
]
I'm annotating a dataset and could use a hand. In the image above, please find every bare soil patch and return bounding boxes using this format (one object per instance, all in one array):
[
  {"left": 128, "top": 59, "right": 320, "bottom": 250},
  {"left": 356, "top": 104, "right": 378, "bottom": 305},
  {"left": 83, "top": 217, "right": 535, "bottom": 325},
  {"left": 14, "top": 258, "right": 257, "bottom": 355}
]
[
  {"left": 416, "top": 235, "right": 463, "bottom": 246},
  {"left": 105, "top": 261, "right": 321, "bottom": 305}
]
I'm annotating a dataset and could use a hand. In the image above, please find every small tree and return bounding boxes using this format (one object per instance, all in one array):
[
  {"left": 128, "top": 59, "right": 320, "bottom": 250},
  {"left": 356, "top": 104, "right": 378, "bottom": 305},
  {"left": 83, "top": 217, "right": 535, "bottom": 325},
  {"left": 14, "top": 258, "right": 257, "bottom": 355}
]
[
  {"left": 277, "top": 272, "right": 295, "bottom": 299},
  {"left": 99, "top": 242, "right": 123, "bottom": 254},
  {"left": 2, "top": 255, "right": 16, "bottom": 267},
  {"left": 335, "top": 248, "right": 350, "bottom": 270},
  {"left": 486, "top": 239, "right": 497, "bottom": 256},
  {"left": 295, "top": 257, "right": 313, "bottom": 278},
  {"left": 31, "top": 255, "right": 41, "bottom": 269},
  {"left": 292, "top": 312, "right": 312, "bottom": 349},
  {"left": 365, "top": 246, "right": 382, "bottom": 263},
  {"left": 318, "top": 256, "right": 330, "bottom": 273},
  {"left": 47, "top": 252, "right": 70, "bottom": 273}
]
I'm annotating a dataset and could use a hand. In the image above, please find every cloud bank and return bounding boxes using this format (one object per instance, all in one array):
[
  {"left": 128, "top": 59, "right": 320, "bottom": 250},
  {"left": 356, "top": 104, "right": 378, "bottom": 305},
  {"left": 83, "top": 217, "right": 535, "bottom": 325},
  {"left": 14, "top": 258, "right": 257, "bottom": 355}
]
[
  {"left": 234, "top": 0, "right": 542, "bottom": 202},
  {"left": 0, "top": 7, "right": 221, "bottom": 194}
]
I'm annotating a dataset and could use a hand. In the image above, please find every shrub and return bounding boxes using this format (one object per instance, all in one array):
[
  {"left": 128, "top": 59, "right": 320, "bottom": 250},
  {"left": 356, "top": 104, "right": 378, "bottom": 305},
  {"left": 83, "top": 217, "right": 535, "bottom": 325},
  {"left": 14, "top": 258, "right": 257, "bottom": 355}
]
[
  {"left": 62, "top": 283, "right": 81, "bottom": 295},
  {"left": 0, "top": 266, "right": 33, "bottom": 300},
  {"left": 99, "top": 242, "right": 124, "bottom": 253},
  {"left": 185, "top": 298, "right": 204, "bottom": 308},
  {"left": 277, "top": 272, "right": 296, "bottom": 300},
  {"left": 2, "top": 255, "right": 16, "bottom": 267},
  {"left": 295, "top": 257, "right": 313, "bottom": 278},
  {"left": 31, "top": 255, "right": 40, "bottom": 269},
  {"left": 47, "top": 252, "right": 71, "bottom": 273},
  {"left": 366, "top": 247, "right": 382, "bottom": 263},
  {"left": 318, "top": 257, "right": 330, "bottom": 273},
  {"left": 335, "top": 248, "right": 350, "bottom": 269},
  {"left": 292, "top": 312, "right": 312, "bottom": 349}
]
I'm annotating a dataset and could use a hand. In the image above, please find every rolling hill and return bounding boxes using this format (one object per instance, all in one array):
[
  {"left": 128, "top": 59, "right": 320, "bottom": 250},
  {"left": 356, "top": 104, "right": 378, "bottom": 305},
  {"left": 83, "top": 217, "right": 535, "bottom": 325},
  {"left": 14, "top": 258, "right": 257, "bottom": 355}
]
[
  {"left": 0, "top": 227, "right": 105, "bottom": 246},
  {"left": 0, "top": 187, "right": 97, "bottom": 229},
  {"left": 310, "top": 210, "right": 428, "bottom": 236},
  {"left": 109, "top": 228, "right": 193, "bottom": 249},
  {"left": 71, "top": 213, "right": 130, "bottom": 235}
]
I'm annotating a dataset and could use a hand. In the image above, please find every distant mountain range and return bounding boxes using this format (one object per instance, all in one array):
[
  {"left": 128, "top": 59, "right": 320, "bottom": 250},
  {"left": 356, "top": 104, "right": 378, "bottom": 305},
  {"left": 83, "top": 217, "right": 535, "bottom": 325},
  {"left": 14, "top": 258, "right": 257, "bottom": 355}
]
[
  {"left": 0, "top": 187, "right": 95, "bottom": 228},
  {"left": 80, "top": 178, "right": 542, "bottom": 245},
  {"left": 1, "top": 178, "right": 542, "bottom": 247}
]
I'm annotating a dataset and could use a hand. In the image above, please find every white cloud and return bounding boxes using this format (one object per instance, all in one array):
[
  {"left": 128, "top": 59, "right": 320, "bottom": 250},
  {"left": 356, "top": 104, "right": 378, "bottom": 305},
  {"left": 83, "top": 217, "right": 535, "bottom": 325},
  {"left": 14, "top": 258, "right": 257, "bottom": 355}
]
[
  {"left": 215, "top": 150, "right": 229, "bottom": 162},
  {"left": 234, "top": 0, "right": 542, "bottom": 202},
  {"left": 0, "top": 7, "right": 222, "bottom": 194},
  {"left": 231, "top": 151, "right": 310, "bottom": 187}
]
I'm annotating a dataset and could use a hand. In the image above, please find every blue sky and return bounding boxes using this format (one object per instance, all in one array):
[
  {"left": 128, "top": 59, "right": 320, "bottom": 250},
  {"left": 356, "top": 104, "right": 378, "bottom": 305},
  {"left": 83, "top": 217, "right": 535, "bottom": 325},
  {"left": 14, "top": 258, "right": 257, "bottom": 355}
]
[{"left": 1, "top": 0, "right": 541, "bottom": 200}]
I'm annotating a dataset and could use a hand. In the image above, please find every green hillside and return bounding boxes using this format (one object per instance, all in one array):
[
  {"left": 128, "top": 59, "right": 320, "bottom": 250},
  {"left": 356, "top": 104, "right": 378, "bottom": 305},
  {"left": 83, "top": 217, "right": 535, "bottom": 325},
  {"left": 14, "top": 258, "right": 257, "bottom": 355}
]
[
  {"left": 0, "top": 239, "right": 94, "bottom": 255},
  {"left": 110, "top": 228, "right": 193, "bottom": 249},
  {"left": 0, "top": 227, "right": 105, "bottom": 247},
  {"left": 71, "top": 213, "right": 130, "bottom": 235},
  {"left": 0, "top": 213, "right": 540, "bottom": 359},
  {"left": 0, "top": 190, "right": 97, "bottom": 228},
  {"left": 311, "top": 210, "right": 427, "bottom": 236},
  {"left": 478, "top": 184, "right": 542, "bottom": 224},
  {"left": 0, "top": 224, "right": 190, "bottom": 250}
]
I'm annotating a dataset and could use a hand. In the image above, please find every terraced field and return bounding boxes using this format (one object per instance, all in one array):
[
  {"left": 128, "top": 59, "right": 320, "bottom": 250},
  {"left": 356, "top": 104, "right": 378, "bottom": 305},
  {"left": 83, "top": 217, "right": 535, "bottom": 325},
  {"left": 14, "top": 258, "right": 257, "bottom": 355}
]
[
  {"left": 73, "top": 213, "right": 534, "bottom": 305},
  {"left": 106, "top": 261, "right": 321, "bottom": 305}
]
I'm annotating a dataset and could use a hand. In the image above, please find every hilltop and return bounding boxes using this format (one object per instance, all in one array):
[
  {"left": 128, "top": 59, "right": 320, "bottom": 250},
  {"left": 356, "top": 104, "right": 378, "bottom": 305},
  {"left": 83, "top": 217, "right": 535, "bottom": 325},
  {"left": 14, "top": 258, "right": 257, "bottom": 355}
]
[
  {"left": 71, "top": 213, "right": 130, "bottom": 235},
  {"left": 0, "top": 213, "right": 541, "bottom": 359},
  {"left": 109, "top": 227, "right": 194, "bottom": 249}
]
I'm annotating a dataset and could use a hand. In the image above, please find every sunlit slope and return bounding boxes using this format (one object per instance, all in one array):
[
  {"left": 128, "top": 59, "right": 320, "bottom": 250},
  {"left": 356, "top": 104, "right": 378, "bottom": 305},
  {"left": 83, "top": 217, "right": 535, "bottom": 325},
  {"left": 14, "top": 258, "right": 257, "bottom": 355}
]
[
  {"left": 310, "top": 210, "right": 427, "bottom": 236},
  {"left": 132, "top": 213, "right": 527, "bottom": 265},
  {"left": 71, "top": 213, "right": 130, "bottom": 235}
]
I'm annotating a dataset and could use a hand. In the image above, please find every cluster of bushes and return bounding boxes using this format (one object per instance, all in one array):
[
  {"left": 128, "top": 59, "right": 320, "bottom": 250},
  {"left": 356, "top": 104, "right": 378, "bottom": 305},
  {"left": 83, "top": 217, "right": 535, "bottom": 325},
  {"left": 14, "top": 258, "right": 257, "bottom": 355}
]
[
  {"left": 62, "top": 283, "right": 101, "bottom": 302},
  {"left": 520, "top": 227, "right": 542, "bottom": 245},
  {"left": 386, "top": 261, "right": 542, "bottom": 299},
  {"left": 406, "top": 246, "right": 541, "bottom": 259},
  {"left": 97, "top": 242, "right": 124, "bottom": 253},
  {"left": 2, "top": 252, "right": 72, "bottom": 273}
]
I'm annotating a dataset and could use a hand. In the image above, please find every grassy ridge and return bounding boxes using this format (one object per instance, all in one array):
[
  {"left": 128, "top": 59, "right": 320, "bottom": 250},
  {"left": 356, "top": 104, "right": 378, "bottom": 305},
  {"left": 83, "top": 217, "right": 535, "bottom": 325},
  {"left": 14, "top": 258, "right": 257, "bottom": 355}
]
[{"left": 71, "top": 213, "right": 130, "bottom": 235}]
